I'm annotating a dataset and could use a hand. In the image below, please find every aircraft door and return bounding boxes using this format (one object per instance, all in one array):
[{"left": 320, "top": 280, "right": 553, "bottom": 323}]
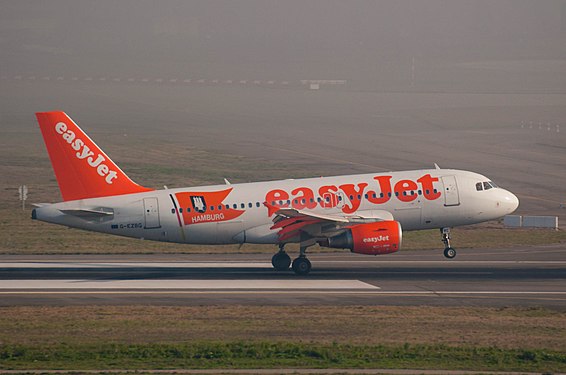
[
  {"left": 321, "top": 191, "right": 345, "bottom": 210},
  {"left": 143, "top": 197, "right": 161, "bottom": 229},
  {"left": 441, "top": 176, "right": 460, "bottom": 206}
]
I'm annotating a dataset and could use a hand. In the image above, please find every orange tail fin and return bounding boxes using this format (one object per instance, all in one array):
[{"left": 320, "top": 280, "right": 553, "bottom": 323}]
[{"left": 36, "top": 111, "right": 153, "bottom": 201}]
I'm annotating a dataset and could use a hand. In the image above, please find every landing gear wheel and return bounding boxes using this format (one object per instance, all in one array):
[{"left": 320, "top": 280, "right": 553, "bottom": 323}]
[
  {"left": 444, "top": 247, "right": 456, "bottom": 259},
  {"left": 440, "top": 228, "right": 456, "bottom": 259},
  {"left": 292, "top": 257, "right": 312, "bottom": 275},
  {"left": 271, "top": 252, "right": 291, "bottom": 271}
]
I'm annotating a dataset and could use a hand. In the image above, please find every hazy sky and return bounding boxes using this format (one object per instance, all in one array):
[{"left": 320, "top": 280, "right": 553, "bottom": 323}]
[{"left": 2, "top": 0, "right": 565, "bottom": 76}]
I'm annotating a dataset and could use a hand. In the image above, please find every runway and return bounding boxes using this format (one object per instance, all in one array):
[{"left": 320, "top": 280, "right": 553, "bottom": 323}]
[{"left": 1, "top": 245, "right": 565, "bottom": 308}]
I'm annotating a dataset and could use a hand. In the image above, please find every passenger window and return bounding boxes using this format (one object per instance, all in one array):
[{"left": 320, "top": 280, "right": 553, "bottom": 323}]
[
  {"left": 241, "top": 203, "right": 245, "bottom": 209},
  {"left": 187, "top": 208, "right": 191, "bottom": 213},
  {"left": 233, "top": 204, "right": 237, "bottom": 209},
  {"left": 171, "top": 208, "right": 175, "bottom": 214},
  {"left": 218, "top": 205, "right": 222, "bottom": 210},
  {"left": 256, "top": 202, "right": 260, "bottom": 207},
  {"left": 210, "top": 206, "right": 214, "bottom": 211},
  {"left": 179, "top": 208, "right": 183, "bottom": 213},
  {"left": 476, "top": 182, "right": 483, "bottom": 191}
]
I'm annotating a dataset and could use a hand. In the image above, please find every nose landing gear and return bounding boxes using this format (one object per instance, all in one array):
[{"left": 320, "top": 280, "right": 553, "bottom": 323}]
[{"left": 441, "top": 227, "right": 456, "bottom": 259}]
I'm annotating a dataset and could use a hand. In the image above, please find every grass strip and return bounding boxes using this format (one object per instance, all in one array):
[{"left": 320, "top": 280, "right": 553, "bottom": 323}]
[{"left": 1, "top": 342, "right": 565, "bottom": 372}]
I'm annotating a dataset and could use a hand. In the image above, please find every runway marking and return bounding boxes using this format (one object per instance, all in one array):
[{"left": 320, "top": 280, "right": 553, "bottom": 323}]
[
  {"left": 0, "top": 279, "right": 378, "bottom": 290},
  {"left": 2, "top": 260, "right": 565, "bottom": 268},
  {"left": 0, "top": 262, "right": 274, "bottom": 268},
  {"left": 0, "top": 291, "right": 565, "bottom": 297}
]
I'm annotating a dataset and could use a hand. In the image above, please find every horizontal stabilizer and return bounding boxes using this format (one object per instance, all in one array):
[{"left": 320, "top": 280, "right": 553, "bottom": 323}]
[{"left": 59, "top": 208, "right": 114, "bottom": 220}]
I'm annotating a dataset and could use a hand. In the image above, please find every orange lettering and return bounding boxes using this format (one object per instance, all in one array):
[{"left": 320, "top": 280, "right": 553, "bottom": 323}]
[
  {"left": 367, "top": 175, "right": 392, "bottom": 205},
  {"left": 265, "top": 189, "right": 290, "bottom": 208},
  {"left": 339, "top": 183, "right": 368, "bottom": 214},
  {"left": 318, "top": 185, "right": 339, "bottom": 208},
  {"left": 417, "top": 174, "right": 441, "bottom": 200},
  {"left": 394, "top": 180, "right": 418, "bottom": 202},
  {"left": 291, "top": 187, "right": 317, "bottom": 210}
]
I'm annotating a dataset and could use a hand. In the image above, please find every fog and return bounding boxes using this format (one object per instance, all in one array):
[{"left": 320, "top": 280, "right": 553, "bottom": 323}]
[
  {"left": 2, "top": 1, "right": 566, "bottom": 89},
  {"left": 1, "top": 1, "right": 566, "bottom": 223}
]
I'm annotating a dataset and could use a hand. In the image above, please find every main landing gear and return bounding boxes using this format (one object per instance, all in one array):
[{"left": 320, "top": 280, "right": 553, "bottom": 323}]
[
  {"left": 271, "top": 245, "right": 291, "bottom": 271},
  {"left": 441, "top": 227, "right": 457, "bottom": 259},
  {"left": 271, "top": 244, "right": 312, "bottom": 275}
]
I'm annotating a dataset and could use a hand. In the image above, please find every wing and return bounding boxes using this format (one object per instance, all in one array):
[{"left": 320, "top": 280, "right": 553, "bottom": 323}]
[{"left": 264, "top": 202, "right": 393, "bottom": 244}]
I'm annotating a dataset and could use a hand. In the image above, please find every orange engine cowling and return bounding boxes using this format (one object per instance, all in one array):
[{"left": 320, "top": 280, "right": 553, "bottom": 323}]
[{"left": 319, "top": 221, "right": 402, "bottom": 255}]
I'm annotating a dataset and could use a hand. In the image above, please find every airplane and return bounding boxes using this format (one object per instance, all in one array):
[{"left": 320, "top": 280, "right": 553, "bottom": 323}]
[{"left": 32, "top": 111, "right": 519, "bottom": 275}]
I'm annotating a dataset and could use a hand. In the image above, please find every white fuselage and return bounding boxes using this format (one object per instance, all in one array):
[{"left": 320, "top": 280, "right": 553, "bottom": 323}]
[{"left": 34, "top": 168, "right": 519, "bottom": 246}]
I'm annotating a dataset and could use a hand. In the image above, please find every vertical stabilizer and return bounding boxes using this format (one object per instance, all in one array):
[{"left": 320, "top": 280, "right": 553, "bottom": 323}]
[{"left": 36, "top": 111, "right": 153, "bottom": 201}]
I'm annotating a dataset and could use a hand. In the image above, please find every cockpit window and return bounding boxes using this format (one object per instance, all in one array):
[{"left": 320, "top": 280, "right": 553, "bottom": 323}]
[{"left": 477, "top": 181, "right": 498, "bottom": 191}]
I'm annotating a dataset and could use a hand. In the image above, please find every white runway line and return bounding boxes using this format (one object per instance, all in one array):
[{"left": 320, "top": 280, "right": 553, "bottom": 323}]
[
  {"left": 2, "top": 260, "right": 565, "bottom": 268},
  {"left": 0, "top": 279, "right": 378, "bottom": 290},
  {"left": 316, "top": 260, "right": 566, "bottom": 265},
  {"left": 0, "top": 262, "right": 273, "bottom": 268}
]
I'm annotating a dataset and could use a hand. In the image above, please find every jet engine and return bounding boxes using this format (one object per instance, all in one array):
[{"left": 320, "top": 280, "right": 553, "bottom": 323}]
[{"left": 319, "top": 221, "right": 402, "bottom": 255}]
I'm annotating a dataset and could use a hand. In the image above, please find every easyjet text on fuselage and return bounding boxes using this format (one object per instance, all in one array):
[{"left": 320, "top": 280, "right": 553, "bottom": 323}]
[{"left": 265, "top": 174, "right": 441, "bottom": 215}]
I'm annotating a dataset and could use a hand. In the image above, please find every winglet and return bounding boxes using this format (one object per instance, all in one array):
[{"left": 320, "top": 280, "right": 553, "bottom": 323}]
[{"left": 36, "top": 111, "right": 153, "bottom": 201}]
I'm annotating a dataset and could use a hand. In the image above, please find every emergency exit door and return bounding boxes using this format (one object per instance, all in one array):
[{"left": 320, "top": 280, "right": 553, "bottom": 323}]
[
  {"left": 143, "top": 197, "right": 161, "bottom": 229},
  {"left": 441, "top": 176, "right": 460, "bottom": 206}
]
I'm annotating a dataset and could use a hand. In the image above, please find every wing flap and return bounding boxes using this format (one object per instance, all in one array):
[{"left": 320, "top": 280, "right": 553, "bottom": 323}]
[{"left": 264, "top": 202, "right": 395, "bottom": 244}]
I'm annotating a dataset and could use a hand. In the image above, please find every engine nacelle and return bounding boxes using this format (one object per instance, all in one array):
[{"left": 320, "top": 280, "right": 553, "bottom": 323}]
[{"left": 319, "top": 221, "right": 402, "bottom": 255}]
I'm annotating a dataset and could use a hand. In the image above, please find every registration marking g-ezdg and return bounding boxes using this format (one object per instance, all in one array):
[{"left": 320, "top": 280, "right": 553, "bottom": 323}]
[{"left": 111, "top": 223, "right": 143, "bottom": 229}]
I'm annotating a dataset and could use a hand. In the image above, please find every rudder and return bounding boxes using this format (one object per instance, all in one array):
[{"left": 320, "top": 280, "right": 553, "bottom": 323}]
[{"left": 36, "top": 111, "right": 153, "bottom": 201}]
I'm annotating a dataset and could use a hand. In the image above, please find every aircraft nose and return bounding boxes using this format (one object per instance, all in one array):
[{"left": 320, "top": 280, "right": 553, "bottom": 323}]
[{"left": 501, "top": 190, "right": 519, "bottom": 214}]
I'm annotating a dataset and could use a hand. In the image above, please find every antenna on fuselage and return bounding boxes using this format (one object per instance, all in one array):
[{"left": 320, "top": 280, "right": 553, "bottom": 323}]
[{"left": 434, "top": 163, "right": 441, "bottom": 170}]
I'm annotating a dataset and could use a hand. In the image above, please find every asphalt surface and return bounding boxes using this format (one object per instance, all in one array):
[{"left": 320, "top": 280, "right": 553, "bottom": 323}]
[{"left": 1, "top": 245, "right": 565, "bottom": 308}]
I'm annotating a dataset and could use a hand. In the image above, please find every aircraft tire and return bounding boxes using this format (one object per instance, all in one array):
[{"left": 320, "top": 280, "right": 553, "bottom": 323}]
[
  {"left": 444, "top": 247, "right": 457, "bottom": 259},
  {"left": 271, "top": 252, "right": 291, "bottom": 271},
  {"left": 292, "top": 257, "right": 312, "bottom": 275}
]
